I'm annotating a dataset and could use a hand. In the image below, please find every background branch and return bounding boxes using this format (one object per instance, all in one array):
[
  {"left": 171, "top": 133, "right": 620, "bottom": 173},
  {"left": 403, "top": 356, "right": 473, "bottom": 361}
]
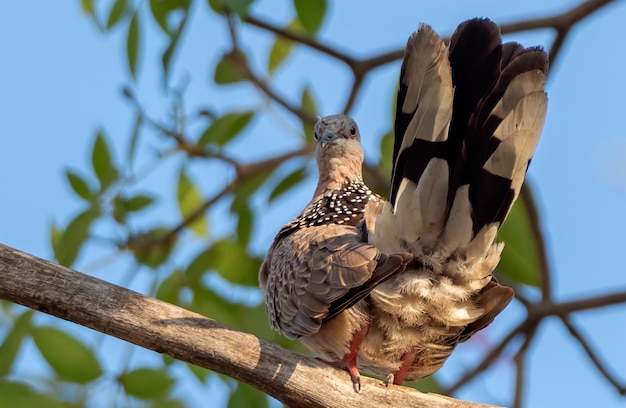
[{"left": 560, "top": 316, "right": 626, "bottom": 395}]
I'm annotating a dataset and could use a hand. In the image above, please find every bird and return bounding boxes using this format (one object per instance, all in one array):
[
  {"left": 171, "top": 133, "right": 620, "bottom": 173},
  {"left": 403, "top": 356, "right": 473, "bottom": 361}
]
[{"left": 259, "top": 18, "right": 548, "bottom": 391}]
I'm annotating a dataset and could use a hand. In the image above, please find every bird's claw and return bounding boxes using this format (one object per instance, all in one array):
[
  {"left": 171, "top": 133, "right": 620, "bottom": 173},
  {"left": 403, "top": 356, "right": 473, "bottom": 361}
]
[
  {"left": 352, "top": 375, "right": 361, "bottom": 392},
  {"left": 384, "top": 373, "right": 394, "bottom": 387}
]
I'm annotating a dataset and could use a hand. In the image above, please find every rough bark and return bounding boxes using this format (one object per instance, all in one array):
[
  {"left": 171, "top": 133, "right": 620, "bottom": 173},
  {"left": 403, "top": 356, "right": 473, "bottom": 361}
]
[{"left": 0, "top": 243, "right": 500, "bottom": 408}]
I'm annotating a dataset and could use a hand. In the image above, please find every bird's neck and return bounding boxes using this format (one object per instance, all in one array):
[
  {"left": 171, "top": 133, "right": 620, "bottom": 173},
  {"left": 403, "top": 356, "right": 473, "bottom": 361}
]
[{"left": 314, "top": 154, "right": 364, "bottom": 197}]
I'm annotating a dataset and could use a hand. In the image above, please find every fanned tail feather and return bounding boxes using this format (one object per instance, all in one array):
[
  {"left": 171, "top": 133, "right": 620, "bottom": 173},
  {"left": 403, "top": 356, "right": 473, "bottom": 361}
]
[{"left": 378, "top": 18, "right": 547, "bottom": 268}]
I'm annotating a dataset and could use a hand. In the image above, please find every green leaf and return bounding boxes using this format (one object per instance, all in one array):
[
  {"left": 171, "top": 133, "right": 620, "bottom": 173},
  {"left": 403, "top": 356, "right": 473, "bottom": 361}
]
[
  {"left": 269, "top": 167, "right": 307, "bottom": 202},
  {"left": 177, "top": 169, "right": 208, "bottom": 236},
  {"left": 233, "top": 201, "right": 253, "bottom": 245},
  {"left": 0, "top": 310, "right": 34, "bottom": 377},
  {"left": 161, "top": 16, "right": 188, "bottom": 81},
  {"left": 268, "top": 20, "right": 305, "bottom": 74},
  {"left": 55, "top": 208, "right": 99, "bottom": 267},
  {"left": 186, "top": 247, "right": 214, "bottom": 284},
  {"left": 148, "top": 0, "right": 191, "bottom": 79},
  {"left": 66, "top": 169, "right": 92, "bottom": 201},
  {"left": 106, "top": 0, "right": 128, "bottom": 30},
  {"left": 214, "top": 52, "right": 245, "bottom": 85},
  {"left": 127, "top": 194, "right": 156, "bottom": 212},
  {"left": 207, "top": 0, "right": 256, "bottom": 18},
  {"left": 49, "top": 222, "right": 63, "bottom": 264},
  {"left": 81, "top": 0, "right": 95, "bottom": 15},
  {"left": 268, "top": 36, "right": 294, "bottom": 75},
  {"left": 406, "top": 376, "right": 442, "bottom": 393},
  {"left": 162, "top": 354, "right": 176, "bottom": 366},
  {"left": 0, "top": 381, "right": 66, "bottom": 408},
  {"left": 92, "top": 130, "right": 117, "bottom": 191},
  {"left": 152, "top": 399, "right": 187, "bottom": 408},
  {"left": 300, "top": 86, "right": 317, "bottom": 138},
  {"left": 32, "top": 326, "right": 103, "bottom": 383},
  {"left": 149, "top": 0, "right": 190, "bottom": 33},
  {"left": 127, "top": 11, "right": 141, "bottom": 79},
  {"left": 203, "top": 239, "right": 262, "bottom": 286},
  {"left": 114, "top": 194, "right": 155, "bottom": 223},
  {"left": 235, "top": 169, "right": 273, "bottom": 205},
  {"left": 379, "top": 129, "right": 394, "bottom": 178},
  {"left": 127, "top": 111, "right": 143, "bottom": 166},
  {"left": 240, "top": 302, "right": 287, "bottom": 342},
  {"left": 189, "top": 285, "right": 244, "bottom": 327},
  {"left": 113, "top": 195, "right": 127, "bottom": 224},
  {"left": 186, "top": 240, "right": 261, "bottom": 288},
  {"left": 293, "top": 0, "right": 326, "bottom": 34},
  {"left": 156, "top": 270, "right": 186, "bottom": 304},
  {"left": 130, "top": 227, "right": 176, "bottom": 268},
  {"left": 207, "top": 0, "right": 225, "bottom": 15},
  {"left": 119, "top": 368, "right": 174, "bottom": 399},
  {"left": 186, "top": 363, "right": 211, "bottom": 384},
  {"left": 198, "top": 111, "right": 255, "bottom": 147},
  {"left": 229, "top": 169, "right": 273, "bottom": 244},
  {"left": 228, "top": 382, "right": 268, "bottom": 408},
  {"left": 497, "top": 188, "right": 545, "bottom": 287}
]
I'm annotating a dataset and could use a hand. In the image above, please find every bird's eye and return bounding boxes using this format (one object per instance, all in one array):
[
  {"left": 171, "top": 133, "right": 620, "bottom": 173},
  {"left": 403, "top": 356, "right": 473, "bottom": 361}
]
[{"left": 349, "top": 127, "right": 357, "bottom": 137}]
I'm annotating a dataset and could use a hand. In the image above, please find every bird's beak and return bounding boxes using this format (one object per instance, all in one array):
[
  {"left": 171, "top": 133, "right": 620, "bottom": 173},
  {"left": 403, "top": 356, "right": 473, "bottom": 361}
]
[{"left": 319, "top": 132, "right": 338, "bottom": 148}]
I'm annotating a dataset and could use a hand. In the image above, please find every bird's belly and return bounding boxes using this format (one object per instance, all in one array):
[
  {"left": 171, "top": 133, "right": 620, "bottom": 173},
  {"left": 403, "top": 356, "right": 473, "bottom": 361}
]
[{"left": 355, "top": 269, "right": 488, "bottom": 380}]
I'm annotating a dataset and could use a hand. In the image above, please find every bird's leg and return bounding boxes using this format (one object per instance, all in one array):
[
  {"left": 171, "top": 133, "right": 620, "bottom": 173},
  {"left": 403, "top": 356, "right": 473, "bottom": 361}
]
[
  {"left": 390, "top": 348, "right": 417, "bottom": 386},
  {"left": 342, "top": 322, "right": 369, "bottom": 392},
  {"left": 322, "top": 322, "right": 369, "bottom": 392}
]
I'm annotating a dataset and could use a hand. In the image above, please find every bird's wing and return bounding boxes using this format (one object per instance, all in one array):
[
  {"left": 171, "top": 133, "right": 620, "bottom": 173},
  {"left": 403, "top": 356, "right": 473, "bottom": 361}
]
[{"left": 261, "top": 223, "right": 411, "bottom": 339}]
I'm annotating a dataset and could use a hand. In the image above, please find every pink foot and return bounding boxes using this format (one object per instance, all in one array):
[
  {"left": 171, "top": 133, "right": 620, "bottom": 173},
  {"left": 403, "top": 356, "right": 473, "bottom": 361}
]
[
  {"left": 392, "top": 348, "right": 417, "bottom": 385},
  {"left": 319, "top": 323, "right": 369, "bottom": 392}
]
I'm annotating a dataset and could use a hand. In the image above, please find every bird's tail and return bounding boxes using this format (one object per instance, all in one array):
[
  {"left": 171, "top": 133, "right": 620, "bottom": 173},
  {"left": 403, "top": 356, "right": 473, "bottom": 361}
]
[{"left": 369, "top": 19, "right": 547, "bottom": 287}]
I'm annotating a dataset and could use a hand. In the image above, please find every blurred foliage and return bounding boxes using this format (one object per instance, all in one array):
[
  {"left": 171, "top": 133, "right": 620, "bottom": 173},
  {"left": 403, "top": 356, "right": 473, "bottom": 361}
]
[{"left": 0, "top": 0, "right": 549, "bottom": 406}]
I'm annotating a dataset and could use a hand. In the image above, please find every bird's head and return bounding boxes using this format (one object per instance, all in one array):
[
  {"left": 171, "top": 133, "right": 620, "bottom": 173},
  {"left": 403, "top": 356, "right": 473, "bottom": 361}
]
[
  {"left": 314, "top": 114, "right": 363, "bottom": 160},
  {"left": 313, "top": 115, "right": 365, "bottom": 189}
]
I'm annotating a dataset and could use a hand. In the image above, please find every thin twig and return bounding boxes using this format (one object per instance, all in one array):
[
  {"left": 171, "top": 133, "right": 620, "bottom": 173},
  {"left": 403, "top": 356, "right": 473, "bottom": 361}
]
[
  {"left": 127, "top": 145, "right": 314, "bottom": 251},
  {"left": 125, "top": 180, "right": 235, "bottom": 252},
  {"left": 245, "top": 15, "right": 357, "bottom": 66},
  {"left": 342, "top": 71, "right": 364, "bottom": 115},
  {"left": 226, "top": 17, "right": 317, "bottom": 125},
  {"left": 443, "top": 320, "right": 528, "bottom": 394},
  {"left": 534, "top": 291, "right": 626, "bottom": 317},
  {"left": 548, "top": 31, "right": 567, "bottom": 69},
  {"left": 447, "top": 289, "right": 626, "bottom": 395},
  {"left": 560, "top": 316, "right": 626, "bottom": 395},
  {"left": 239, "top": 145, "right": 314, "bottom": 178},
  {"left": 498, "top": 0, "right": 617, "bottom": 34},
  {"left": 513, "top": 325, "right": 538, "bottom": 408}
]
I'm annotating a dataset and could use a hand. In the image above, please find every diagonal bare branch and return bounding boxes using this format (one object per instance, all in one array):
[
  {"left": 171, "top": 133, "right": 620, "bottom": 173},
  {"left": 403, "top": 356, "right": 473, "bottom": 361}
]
[
  {"left": 560, "top": 316, "right": 626, "bottom": 395},
  {"left": 0, "top": 243, "right": 503, "bottom": 408}
]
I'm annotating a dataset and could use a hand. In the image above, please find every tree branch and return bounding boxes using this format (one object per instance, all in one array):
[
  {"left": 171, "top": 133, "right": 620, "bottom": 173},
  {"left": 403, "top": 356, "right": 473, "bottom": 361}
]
[
  {"left": 245, "top": 15, "right": 357, "bottom": 67},
  {"left": 0, "top": 243, "right": 501, "bottom": 408},
  {"left": 443, "top": 320, "right": 528, "bottom": 395},
  {"left": 513, "top": 324, "right": 538, "bottom": 408},
  {"left": 560, "top": 316, "right": 626, "bottom": 395},
  {"left": 533, "top": 292, "right": 626, "bottom": 318},
  {"left": 444, "top": 288, "right": 626, "bottom": 395},
  {"left": 226, "top": 17, "right": 318, "bottom": 125},
  {"left": 245, "top": 0, "right": 618, "bottom": 117}
]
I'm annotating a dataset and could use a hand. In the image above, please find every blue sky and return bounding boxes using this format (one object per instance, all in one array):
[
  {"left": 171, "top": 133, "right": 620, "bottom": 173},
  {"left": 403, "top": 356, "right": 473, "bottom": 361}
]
[{"left": 1, "top": 1, "right": 626, "bottom": 407}]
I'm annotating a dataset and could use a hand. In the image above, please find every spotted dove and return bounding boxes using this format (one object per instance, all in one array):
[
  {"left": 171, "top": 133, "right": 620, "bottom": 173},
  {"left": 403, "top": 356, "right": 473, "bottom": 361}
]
[{"left": 259, "top": 18, "right": 548, "bottom": 391}]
